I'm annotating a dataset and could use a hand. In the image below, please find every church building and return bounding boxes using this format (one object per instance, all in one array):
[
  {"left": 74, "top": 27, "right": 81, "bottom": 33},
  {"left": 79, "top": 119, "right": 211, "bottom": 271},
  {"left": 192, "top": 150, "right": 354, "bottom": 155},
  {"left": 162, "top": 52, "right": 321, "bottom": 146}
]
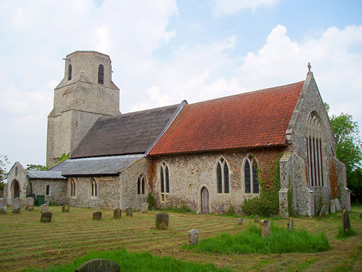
[{"left": 4, "top": 51, "right": 350, "bottom": 217}]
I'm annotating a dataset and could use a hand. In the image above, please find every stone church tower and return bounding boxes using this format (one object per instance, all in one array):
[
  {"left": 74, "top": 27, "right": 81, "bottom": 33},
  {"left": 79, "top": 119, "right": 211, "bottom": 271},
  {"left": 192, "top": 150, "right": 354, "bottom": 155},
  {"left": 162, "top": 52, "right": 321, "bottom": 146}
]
[{"left": 46, "top": 51, "right": 120, "bottom": 167}]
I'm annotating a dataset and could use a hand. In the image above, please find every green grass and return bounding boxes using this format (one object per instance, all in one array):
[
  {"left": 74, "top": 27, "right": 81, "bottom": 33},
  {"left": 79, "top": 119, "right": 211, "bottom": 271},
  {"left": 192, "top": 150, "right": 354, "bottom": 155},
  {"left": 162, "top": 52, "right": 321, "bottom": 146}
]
[
  {"left": 185, "top": 224, "right": 330, "bottom": 254},
  {"left": 336, "top": 226, "right": 357, "bottom": 238},
  {"left": 21, "top": 248, "right": 231, "bottom": 272}
]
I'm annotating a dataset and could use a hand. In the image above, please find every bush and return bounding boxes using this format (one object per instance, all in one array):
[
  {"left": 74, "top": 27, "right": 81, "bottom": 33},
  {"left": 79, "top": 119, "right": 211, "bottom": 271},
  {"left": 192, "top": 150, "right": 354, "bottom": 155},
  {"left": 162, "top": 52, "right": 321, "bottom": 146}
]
[
  {"left": 242, "top": 195, "right": 278, "bottom": 217},
  {"left": 146, "top": 193, "right": 157, "bottom": 210},
  {"left": 166, "top": 204, "right": 192, "bottom": 213}
]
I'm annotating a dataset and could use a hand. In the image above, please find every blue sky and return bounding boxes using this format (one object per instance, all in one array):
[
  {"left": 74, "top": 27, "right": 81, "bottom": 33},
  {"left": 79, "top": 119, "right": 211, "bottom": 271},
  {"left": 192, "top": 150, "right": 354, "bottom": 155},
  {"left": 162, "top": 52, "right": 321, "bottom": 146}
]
[{"left": 0, "top": 0, "right": 361, "bottom": 171}]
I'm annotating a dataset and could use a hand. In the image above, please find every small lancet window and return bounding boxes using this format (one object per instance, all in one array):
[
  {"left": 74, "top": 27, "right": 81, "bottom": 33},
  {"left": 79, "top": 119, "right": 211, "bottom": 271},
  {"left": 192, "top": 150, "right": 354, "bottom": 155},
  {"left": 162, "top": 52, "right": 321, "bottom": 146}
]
[
  {"left": 46, "top": 184, "right": 50, "bottom": 196},
  {"left": 98, "top": 64, "right": 104, "bottom": 84},
  {"left": 68, "top": 64, "right": 72, "bottom": 80},
  {"left": 243, "top": 156, "right": 259, "bottom": 194},
  {"left": 70, "top": 179, "right": 76, "bottom": 196},
  {"left": 216, "top": 158, "right": 230, "bottom": 194},
  {"left": 91, "top": 178, "right": 98, "bottom": 197},
  {"left": 137, "top": 174, "right": 146, "bottom": 195}
]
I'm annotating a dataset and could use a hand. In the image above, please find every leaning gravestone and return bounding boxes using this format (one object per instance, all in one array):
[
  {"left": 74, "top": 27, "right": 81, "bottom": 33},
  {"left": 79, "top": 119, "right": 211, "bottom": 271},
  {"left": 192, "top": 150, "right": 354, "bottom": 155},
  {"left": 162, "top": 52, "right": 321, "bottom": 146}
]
[
  {"left": 75, "top": 258, "right": 120, "bottom": 272},
  {"left": 237, "top": 218, "right": 243, "bottom": 225},
  {"left": 288, "top": 218, "right": 294, "bottom": 231},
  {"left": 319, "top": 204, "right": 329, "bottom": 216},
  {"left": 189, "top": 229, "right": 199, "bottom": 245},
  {"left": 260, "top": 219, "right": 271, "bottom": 237},
  {"left": 93, "top": 211, "right": 102, "bottom": 220},
  {"left": 342, "top": 209, "right": 351, "bottom": 233},
  {"left": 113, "top": 208, "right": 121, "bottom": 219},
  {"left": 335, "top": 199, "right": 342, "bottom": 212},
  {"left": 141, "top": 202, "right": 149, "bottom": 213},
  {"left": 0, "top": 198, "right": 7, "bottom": 214},
  {"left": 40, "top": 203, "right": 49, "bottom": 213},
  {"left": 156, "top": 213, "right": 169, "bottom": 230},
  {"left": 41, "top": 212, "right": 52, "bottom": 223},
  {"left": 12, "top": 197, "right": 22, "bottom": 213},
  {"left": 62, "top": 205, "right": 70, "bottom": 212},
  {"left": 25, "top": 197, "right": 34, "bottom": 210},
  {"left": 125, "top": 207, "right": 133, "bottom": 217}
]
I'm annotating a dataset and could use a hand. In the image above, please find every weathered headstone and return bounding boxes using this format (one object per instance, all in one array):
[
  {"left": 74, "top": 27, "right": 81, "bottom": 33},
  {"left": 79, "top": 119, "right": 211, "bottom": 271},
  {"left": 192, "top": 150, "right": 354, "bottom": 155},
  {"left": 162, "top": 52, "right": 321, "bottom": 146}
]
[
  {"left": 141, "top": 203, "right": 149, "bottom": 213},
  {"left": 41, "top": 212, "right": 52, "bottom": 223},
  {"left": 330, "top": 199, "right": 336, "bottom": 213},
  {"left": 335, "top": 199, "right": 342, "bottom": 212},
  {"left": 156, "top": 212, "right": 169, "bottom": 230},
  {"left": 93, "top": 211, "right": 102, "bottom": 220},
  {"left": 125, "top": 207, "right": 133, "bottom": 217},
  {"left": 260, "top": 219, "right": 271, "bottom": 237},
  {"left": 25, "top": 197, "right": 34, "bottom": 210},
  {"left": 237, "top": 218, "right": 243, "bottom": 225},
  {"left": 113, "top": 208, "right": 121, "bottom": 219},
  {"left": 188, "top": 229, "right": 199, "bottom": 245},
  {"left": 0, "top": 198, "right": 7, "bottom": 214},
  {"left": 62, "top": 205, "right": 70, "bottom": 212},
  {"left": 254, "top": 215, "right": 260, "bottom": 223},
  {"left": 342, "top": 209, "right": 351, "bottom": 233},
  {"left": 75, "top": 259, "right": 120, "bottom": 272},
  {"left": 288, "top": 217, "right": 294, "bottom": 231},
  {"left": 40, "top": 204, "right": 49, "bottom": 213},
  {"left": 319, "top": 204, "right": 329, "bottom": 216},
  {"left": 12, "top": 197, "right": 22, "bottom": 213}
]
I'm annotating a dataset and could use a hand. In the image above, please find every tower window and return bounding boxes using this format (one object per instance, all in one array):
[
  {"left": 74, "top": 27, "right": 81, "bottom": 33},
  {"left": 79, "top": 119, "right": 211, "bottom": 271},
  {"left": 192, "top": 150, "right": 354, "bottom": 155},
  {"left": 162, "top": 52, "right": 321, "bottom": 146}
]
[
  {"left": 68, "top": 64, "right": 72, "bottom": 80},
  {"left": 98, "top": 64, "right": 104, "bottom": 84}
]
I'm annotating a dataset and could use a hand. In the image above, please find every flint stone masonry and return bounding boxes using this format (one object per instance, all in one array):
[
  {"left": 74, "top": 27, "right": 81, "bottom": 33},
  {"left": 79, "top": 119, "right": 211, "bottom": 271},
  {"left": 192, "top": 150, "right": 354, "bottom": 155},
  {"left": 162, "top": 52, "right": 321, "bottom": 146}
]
[
  {"left": 237, "top": 218, "right": 243, "bottom": 225},
  {"left": 342, "top": 209, "right": 351, "bottom": 233},
  {"left": 75, "top": 258, "right": 120, "bottom": 272},
  {"left": 40, "top": 204, "right": 49, "bottom": 213},
  {"left": 141, "top": 203, "right": 149, "bottom": 213},
  {"left": 156, "top": 213, "right": 169, "bottom": 230},
  {"left": 62, "top": 205, "right": 70, "bottom": 212},
  {"left": 12, "top": 198, "right": 22, "bottom": 213},
  {"left": 93, "top": 211, "right": 102, "bottom": 220},
  {"left": 319, "top": 205, "right": 329, "bottom": 216},
  {"left": 41, "top": 212, "right": 52, "bottom": 223},
  {"left": 31, "top": 179, "right": 67, "bottom": 205},
  {"left": 25, "top": 197, "right": 34, "bottom": 210},
  {"left": 125, "top": 208, "right": 133, "bottom": 217},
  {"left": 189, "top": 229, "right": 199, "bottom": 245},
  {"left": 260, "top": 220, "right": 271, "bottom": 237},
  {"left": 113, "top": 208, "right": 121, "bottom": 219}
]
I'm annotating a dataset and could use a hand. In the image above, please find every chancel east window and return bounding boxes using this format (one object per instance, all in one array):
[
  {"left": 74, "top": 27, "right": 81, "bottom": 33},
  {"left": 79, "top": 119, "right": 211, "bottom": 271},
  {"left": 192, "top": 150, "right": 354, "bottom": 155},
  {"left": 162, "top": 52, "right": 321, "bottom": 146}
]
[
  {"left": 91, "top": 178, "right": 98, "bottom": 197},
  {"left": 306, "top": 112, "right": 325, "bottom": 187},
  {"left": 216, "top": 158, "right": 230, "bottom": 193},
  {"left": 243, "top": 156, "right": 259, "bottom": 194},
  {"left": 137, "top": 174, "right": 146, "bottom": 195},
  {"left": 160, "top": 162, "right": 170, "bottom": 201},
  {"left": 98, "top": 64, "right": 104, "bottom": 84}
]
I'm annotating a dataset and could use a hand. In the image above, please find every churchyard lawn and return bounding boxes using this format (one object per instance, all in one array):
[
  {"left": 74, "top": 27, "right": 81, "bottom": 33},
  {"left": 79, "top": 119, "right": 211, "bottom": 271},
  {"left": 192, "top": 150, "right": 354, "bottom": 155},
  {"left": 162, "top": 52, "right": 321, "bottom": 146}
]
[{"left": 0, "top": 206, "right": 360, "bottom": 271}]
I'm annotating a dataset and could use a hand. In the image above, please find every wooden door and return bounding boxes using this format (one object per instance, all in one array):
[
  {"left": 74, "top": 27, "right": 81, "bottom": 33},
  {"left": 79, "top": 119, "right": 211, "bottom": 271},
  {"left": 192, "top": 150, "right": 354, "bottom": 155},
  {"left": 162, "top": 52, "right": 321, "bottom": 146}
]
[{"left": 201, "top": 187, "right": 209, "bottom": 214}]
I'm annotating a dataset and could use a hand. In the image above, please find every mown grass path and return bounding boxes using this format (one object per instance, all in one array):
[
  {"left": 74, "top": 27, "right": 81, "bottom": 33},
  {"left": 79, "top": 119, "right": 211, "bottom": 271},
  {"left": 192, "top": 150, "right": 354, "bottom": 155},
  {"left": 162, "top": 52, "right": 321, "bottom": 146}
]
[{"left": 0, "top": 206, "right": 361, "bottom": 271}]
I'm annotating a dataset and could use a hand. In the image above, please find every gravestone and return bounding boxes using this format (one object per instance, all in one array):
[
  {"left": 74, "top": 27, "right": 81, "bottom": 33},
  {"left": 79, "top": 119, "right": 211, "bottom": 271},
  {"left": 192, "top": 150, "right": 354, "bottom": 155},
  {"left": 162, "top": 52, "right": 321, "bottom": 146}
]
[
  {"left": 254, "top": 215, "right": 259, "bottom": 223},
  {"left": 62, "top": 205, "right": 70, "bottom": 212},
  {"left": 156, "top": 213, "right": 169, "bottom": 230},
  {"left": 335, "top": 199, "right": 342, "bottom": 212},
  {"left": 260, "top": 219, "right": 271, "bottom": 237},
  {"left": 113, "top": 208, "right": 121, "bottom": 219},
  {"left": 12, "top": 197, "right": 22, "bottom": 213},
  {"left": 75, "top": 258, "right": 120, "bottom": 272},
  {"left": 189, "top": 229, "right": 199, "bottom": 245},
  {"left": 40, "top": 204, "right": 49, "bottom": 213},
  {"left": 330, "top": 199, "right": 336, "bottom": 213},
  {"left": 41, "top": 212, "right": 52, "bottom": 223},
  {"left": 93, "top": 211, "right": 102, "bottom": 220},
  {"left": 141, "top": 203, "right": 149, "bottom": 213},
  {"left": 319, "top": 204, "right": 329, "bottom": 216},
  {"left": 0, "top": 198, "right": 5, "bottom": 207},
  {"left": 125, "top": 207, "right": 133, "bottom": 217},
  {"left": 0, "top": 198, "right": 7, "bottom": 214},
  {"left": 288, "top": 218, "right": 294, "bottom": 231},
  {"left": 237, "top": 218, "right": 243, "bottom": 225},
  {"left": 342, "top": 209, "right": 351, "bottom": 233},
  {"left": 27, "top": 206, "right": 34, "bottom": 211},
  {"left": 25, "top": 197, "right": 34, "bottom": 210}
]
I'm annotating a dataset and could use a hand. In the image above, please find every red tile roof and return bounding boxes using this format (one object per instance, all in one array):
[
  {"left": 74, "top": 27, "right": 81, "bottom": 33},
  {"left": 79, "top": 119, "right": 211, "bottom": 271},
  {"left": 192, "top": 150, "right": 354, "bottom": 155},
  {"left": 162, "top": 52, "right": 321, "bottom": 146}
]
[{"left": 149, "top": 80, "right": 304, "bottom": 155}]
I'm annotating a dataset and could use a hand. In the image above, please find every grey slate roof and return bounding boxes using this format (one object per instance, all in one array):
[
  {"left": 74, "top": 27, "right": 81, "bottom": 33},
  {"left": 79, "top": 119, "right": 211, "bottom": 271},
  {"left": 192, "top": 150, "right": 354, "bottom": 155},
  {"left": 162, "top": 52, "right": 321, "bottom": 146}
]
[
  {"left": 28, "top": 171, "right": 66, "bottom": 180},
  {"left": 50, "top": 155, "right": 144, "bottom": 176},
  {"left": 71, "top": 103, "right": 183, "bottom": 158}
]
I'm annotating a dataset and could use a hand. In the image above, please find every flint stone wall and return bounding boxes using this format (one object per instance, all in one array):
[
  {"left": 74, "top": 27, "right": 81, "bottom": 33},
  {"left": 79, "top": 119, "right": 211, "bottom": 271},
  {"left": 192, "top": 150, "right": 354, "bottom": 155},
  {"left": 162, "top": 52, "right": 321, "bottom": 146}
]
[
  {"left": 67, "top": 176, "right": 119, "bottom": 209},
  {"left": 31, "top": 179, "right": 67, "bottom": 205}
]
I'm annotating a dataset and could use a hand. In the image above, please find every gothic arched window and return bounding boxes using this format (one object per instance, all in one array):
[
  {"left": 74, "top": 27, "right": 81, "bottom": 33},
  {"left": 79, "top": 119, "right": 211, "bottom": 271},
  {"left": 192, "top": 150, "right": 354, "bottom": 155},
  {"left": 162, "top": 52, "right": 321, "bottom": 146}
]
[
  {"left": 98, "top": 64, "right": 104, "bottom": 84},
  {"left": 46, "top": 184, "right": 51, "bottom": 196},
  {"left": 137, "top": 174, "right": 146, "bottom": 195},
  {"left": 68, "top": 64, "right": 72, "bottom": 80},
  {"left": 91, "top": 178, "right": 98, "bottom": 197},
  {"left": 160, "top": 162, "right": 170, "bottom": 201},
  {"left": 243, "top": 156, "right": 259, "bottom": 194},
  {"left": 306, "top": 112, "right": 324, "bottom": 187},
  {"left": 70, "top": 179, "right": 76, "bottom": 197},
  {"left": 216, "top": 158, "right": 230, "bottom": 194}
]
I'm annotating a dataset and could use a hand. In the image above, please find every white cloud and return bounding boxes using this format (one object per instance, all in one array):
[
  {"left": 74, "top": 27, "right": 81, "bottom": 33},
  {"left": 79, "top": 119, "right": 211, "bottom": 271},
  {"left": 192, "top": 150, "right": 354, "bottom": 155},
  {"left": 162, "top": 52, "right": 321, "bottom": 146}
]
[{"left": 212, "top": 0, "right": 279, "bottom": 16}]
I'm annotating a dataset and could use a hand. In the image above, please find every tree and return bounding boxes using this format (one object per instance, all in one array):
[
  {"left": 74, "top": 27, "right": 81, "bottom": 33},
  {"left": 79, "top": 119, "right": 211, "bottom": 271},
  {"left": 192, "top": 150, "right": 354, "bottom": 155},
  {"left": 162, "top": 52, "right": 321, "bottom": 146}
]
[
  {"left": 328, "top": 110, "right": 362, "bottom": 202},
  {"left": 0, "top": 154, "right": 10, "bottom": 191},
  {"left": 26, "top": 164, "right": 48, "bottom": 171}
]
